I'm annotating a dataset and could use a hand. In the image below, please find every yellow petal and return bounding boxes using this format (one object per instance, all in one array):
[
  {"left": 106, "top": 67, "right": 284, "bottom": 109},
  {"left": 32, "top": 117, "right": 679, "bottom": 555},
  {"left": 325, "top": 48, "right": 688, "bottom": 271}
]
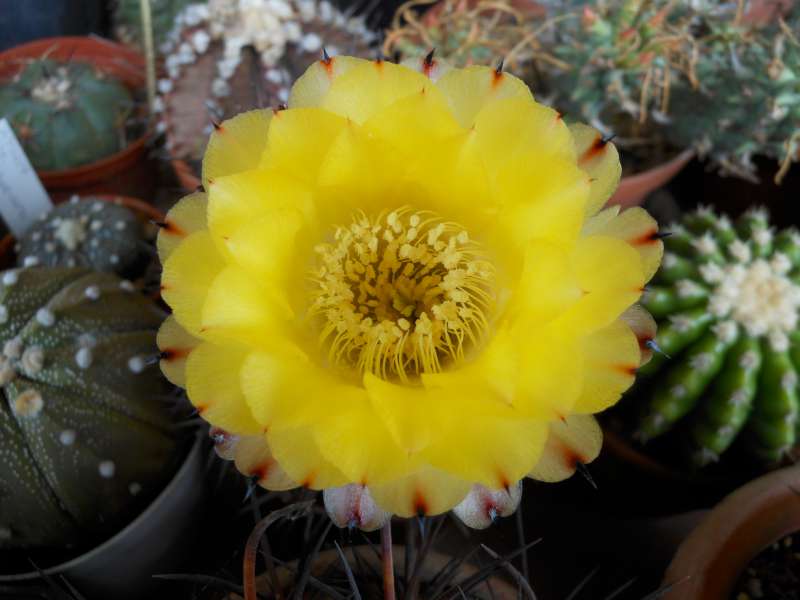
[
  {"left": 321, "top": 59, "right": 431, "bottom": 124},
  {"left": 268, "top": 425, "right": 350, "bottom": 489},
  {"left": 161, "top": 231, "right": 225, "bottom": 336},
  {"left": 156, "top": 192, "right": 208, "bottom": 263},
  {"left": 185, "top": 342, "right": 262, "bottom": 434},
  {"left": 572, "top": 318, "right": 640, "bottom": 414},
  {"left": 556, "top": 235, "right": 645, "bottom": 334},
  {"left": 157, "top": 315, "right": 200, "bottom": 387},
  {"left": 570, "top": 123, "right": 622, "bottom": 216},
  {"left": 233, "top": 434, "right": 297, "bottom": 491},
  {"left": 620, "top": 304, "right": 657, "bottom": 366},
  {"left": 434, "top": 65, "right": 533, "bottom": 128},
  {"left": 584, "top": 207, "right": 664, "bottom": 282},
  {"left": 528, "top": 414, "right": 602, "bottom": 482},
  {"left": 201, "top": 265, "right": 293, "bottom": 347},
  {"left": 473, "top": 97, "right": 574, "bottom": 178},
  {"left": 362, "top": 84, "right": 463, "bottom": 157},
  {"left": 260, "top": 107, "right": 347, "bottom": 184},
  {"left": 207, "top": 168, "right": 314, "bottom": 255},
  {"left": 202, "top": 110, "right": 273, "bottom": 189},
  {"left": 369, "top": 468, "right": 471, "bottom": 517},
  {"left": 422, "top": 413, "right": 548, "bottom": 489},
  {"left": 490, "top": 152, "right": 590, "bottom": 253},
  {"left": 289, "top": 55, "right": 369, "bottom": 108}
]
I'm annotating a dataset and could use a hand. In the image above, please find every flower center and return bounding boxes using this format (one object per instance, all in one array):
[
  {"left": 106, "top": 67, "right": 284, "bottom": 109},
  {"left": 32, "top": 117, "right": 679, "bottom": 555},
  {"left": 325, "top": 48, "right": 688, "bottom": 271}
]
[
  {"left": 310, "top": 208, "right": 495, "bottom": 381},
  {"left": 704, "top": 251, "right": 800, "bottom": 351}
]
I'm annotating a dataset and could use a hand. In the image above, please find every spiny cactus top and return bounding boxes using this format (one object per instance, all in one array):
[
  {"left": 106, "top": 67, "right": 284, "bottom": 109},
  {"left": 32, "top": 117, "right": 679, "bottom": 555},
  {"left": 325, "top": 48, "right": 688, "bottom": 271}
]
[
  {"left": 156, "top": 55, "right": 664, "bottom": 522},
  {"left": 16, "top": 196, "right": 146, "bottom": 277},
  {"left": 637, "top": 207, "right": 800, "bottom": 467},
  {"left": 0, "top": 268, "right": 178, "bottom": 549},
  {"left": 0, "top": 59, "right": 134, "bottom": 172}
]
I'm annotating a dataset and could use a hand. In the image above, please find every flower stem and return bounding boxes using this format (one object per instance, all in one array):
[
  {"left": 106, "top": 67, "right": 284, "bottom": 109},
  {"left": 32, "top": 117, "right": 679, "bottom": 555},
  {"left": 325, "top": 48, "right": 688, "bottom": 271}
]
[{"left": 381, "top": 520, "right": 396, "bottom": 600}]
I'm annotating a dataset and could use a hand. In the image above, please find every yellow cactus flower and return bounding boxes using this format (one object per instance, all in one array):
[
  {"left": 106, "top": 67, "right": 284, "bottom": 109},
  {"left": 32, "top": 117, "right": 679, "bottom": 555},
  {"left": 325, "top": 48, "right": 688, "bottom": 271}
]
[{"left": 157, "top": 55, "right": 663, "bottom": 520}]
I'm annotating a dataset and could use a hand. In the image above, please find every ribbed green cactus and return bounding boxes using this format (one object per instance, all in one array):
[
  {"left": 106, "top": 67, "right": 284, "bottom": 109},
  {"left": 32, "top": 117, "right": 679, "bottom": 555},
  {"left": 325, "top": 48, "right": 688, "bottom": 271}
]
[
  {"left": 635, "top": 207, "right": 800, "bottom": 467},
  {"left": 0, "top": 59, "right": 134, "bottom": 171},
  {"left": 16, "top": 197, "right": 146, "bottom": 277},
  {"left": 0, "top": 267, "right": 178, "bottom": 549}
]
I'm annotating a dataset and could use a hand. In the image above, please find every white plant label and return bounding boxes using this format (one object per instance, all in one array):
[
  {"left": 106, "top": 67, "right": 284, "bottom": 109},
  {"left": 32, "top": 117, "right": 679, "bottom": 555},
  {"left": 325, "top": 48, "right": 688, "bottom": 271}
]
[{"left": 0, "top": 118, "right": 53, "bottom": 237}]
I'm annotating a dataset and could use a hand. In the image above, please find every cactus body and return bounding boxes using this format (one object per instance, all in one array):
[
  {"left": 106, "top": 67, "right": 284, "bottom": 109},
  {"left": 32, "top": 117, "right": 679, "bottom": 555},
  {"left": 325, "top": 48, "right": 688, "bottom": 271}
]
[
  {"left": 636, "top": 207, "right": 800, "bottom": 467},
  {"left": 16, "top": 197, "right": 145, "bottom": 277},
  {"left": 113, "top": 0, "right": 198, "bottom": 48},
  {"left": 0, "top": 268, "right": 177, "bottom": 549},
  {"left": 0, "top": 60, "right": 133, "bottom": 171}
]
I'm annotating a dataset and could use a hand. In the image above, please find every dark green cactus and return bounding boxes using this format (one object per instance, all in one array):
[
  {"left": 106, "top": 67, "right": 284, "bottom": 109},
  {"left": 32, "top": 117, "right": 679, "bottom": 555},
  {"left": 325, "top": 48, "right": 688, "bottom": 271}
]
[
  {"left": 0, "top": 267, "right": 178, "bottom": 549},
  {"left": 16, "top": 197, "right": 146, "bottom": 277},
  {"left": 635, "top": 207, "right": 800, "bottom": 467},
  {"left": 0, "top": 59, "right": 134, "bottom": 171}
]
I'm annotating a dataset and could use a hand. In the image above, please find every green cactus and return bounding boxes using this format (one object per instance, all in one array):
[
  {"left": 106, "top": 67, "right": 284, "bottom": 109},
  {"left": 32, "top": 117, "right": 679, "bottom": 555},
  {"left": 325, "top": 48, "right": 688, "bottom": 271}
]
[
  {"left": 16, "top": 197, "right": 147, "bottom": 277},
  {"left": 0, "top": 267, "right": 179, "bottom": 549},
  {"left": 635, "top": 206, "right": 800, "bottom": 467},
  {"left": 540, "top": 0, "right": 800, "bottom": 182},
  {"left": 0, "top": 59, "right": 134, "bottom": 172}
]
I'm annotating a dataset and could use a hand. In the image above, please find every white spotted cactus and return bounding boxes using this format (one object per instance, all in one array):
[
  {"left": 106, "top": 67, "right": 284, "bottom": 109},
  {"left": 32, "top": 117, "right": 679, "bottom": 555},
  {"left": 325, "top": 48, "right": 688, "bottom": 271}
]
[
  {"left": 635, "top": 207, "right": 800, "bottom": 466},
  {"left": 0, "top": 268, "right": 178, "bottom": 548},
  {"left": 16, "top": 197, "right": 147, "bottom": 277}
]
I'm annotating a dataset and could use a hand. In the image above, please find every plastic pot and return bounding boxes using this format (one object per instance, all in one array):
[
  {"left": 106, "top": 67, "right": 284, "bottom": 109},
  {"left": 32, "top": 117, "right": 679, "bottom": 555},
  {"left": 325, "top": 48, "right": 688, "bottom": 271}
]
[
  {"left": 0, "top": 36, "right": 152, "bottom": 196},
  {"left": 662, "top": 465, "right": 800, "bottom": 600},
  {"left": 0, "top": 434, "right": 207, "bottom": 600}
]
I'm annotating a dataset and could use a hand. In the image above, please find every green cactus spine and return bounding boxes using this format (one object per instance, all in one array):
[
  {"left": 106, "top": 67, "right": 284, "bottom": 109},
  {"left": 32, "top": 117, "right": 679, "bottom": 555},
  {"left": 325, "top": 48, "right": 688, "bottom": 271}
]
[
  {"left": 635, "top": 207, "right": 800, "bottom": 467},
  {"left": 16, "top": 197, "right": 146, "bottom": 277},
  {"left": 0, "top": 267, "right": 178, "bottom": 549},
  {"left": 0, "top": 59, "right": 134, "bottom": 171}
]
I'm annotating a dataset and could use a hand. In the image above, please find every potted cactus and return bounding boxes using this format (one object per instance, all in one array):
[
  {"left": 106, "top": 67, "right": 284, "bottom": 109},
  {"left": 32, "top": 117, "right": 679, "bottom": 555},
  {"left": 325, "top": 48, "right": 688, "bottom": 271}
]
[
  {"left": 540, "top": 0, "right": 799, "bottom": 197},
  {"left": 153, "top": 0, "right": 378, "bottom": 191},
  {"left": 605, "top": 206, "right": 800, "bottom": 495},
  {"left": 0, "top": 36, "right": 151, "bottom": 196},
  {"left": 112, "top": 0, "right": 197, "bottom": 50},
  {"left": 13, "top": 195, "right": 162, "bottom": 279}
]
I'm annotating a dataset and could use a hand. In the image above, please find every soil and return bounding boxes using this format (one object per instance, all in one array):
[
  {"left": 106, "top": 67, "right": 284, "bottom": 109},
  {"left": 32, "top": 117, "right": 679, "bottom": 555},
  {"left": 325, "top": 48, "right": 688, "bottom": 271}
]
[{"left": 732, "top": 533, "right": 800, "bottom": 600}]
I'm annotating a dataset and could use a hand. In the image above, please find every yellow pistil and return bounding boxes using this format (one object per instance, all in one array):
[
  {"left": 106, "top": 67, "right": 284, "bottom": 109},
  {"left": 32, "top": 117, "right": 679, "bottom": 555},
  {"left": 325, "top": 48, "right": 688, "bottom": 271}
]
[{"left": 310, "top": 208, "right": 495, "bottom": 382}]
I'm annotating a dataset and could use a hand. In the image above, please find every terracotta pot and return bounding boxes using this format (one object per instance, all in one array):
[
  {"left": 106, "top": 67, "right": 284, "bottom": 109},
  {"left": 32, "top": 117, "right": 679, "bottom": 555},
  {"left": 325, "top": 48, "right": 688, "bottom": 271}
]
[
  {"left": 662, "top": 465, "right": 800, "bottom": 600},
  {"left": 0, "top": 36, "right": 151, "bottom": 196},
  {"left": 233, "top": 544, "right": 519, "bottom": 599},
  {"left": 0, "top": 435, "right": 207, "bottom": 600},
  {"left": 609, "top": 148, "right": 694, "bottom": 208},
  {"left": 0, "top": 194, "right": 165, "bottom": 269}
]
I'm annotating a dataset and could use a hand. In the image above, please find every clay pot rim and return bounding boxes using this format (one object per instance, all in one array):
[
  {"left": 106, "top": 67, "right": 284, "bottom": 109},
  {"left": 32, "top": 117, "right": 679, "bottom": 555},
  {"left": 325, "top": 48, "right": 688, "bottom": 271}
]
[
  {"left": 662, "top": 465, "right": 800, "bottom": 599},
  {"left": 0, "top": 36, "right": 150, "bottom": 186},
  {"left": 0, "top": 193, "right": 165, "bottom": 265},
  {"left": 0, "top": 434, "right": 204, "bottom": 581}
]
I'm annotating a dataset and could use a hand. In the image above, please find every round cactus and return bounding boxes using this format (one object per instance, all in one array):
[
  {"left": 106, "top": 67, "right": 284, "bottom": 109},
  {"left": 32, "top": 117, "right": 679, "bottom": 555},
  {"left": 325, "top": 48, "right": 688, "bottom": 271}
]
[
  {"left": 16, "top": 196, "right": 147, "bottom": 277},
  {"left": 113, "top": 0, "right": 197, "bottom": 48},
  {"left": 0, "top": 267, "right": 179, "bottom": 549},
  {"left": 0, "top": 59, "right": 134, "bottom": 171},
  {"left": 634, "top": 206, "right": 800, "bottom": 467}
]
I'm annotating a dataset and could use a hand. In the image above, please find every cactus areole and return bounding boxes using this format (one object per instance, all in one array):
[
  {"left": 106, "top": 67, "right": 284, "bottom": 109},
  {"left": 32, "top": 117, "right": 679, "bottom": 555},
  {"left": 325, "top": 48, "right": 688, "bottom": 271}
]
[
  {"left": 0, "top": 268, "right": 178, "bottom": 550},
  {"left": 635, "top": 207, "right": 800, "bottom": 467},
  {"left": 0, "top": 59, "right": 135, "bottom": 172}
]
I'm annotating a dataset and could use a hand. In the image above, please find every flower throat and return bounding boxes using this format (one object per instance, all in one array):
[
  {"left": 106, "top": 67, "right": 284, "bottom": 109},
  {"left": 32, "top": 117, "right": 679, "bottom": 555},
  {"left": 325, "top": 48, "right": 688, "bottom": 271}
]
[{"left": 310, "top": 208, "right": 495, "bottom": 382}]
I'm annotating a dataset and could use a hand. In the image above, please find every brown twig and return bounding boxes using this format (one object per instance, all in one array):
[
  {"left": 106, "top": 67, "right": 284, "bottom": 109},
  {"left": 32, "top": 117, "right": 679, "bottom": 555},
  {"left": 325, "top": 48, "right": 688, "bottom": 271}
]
[{"left": 381, "top": 520, "right": 396, "bottom": 600}]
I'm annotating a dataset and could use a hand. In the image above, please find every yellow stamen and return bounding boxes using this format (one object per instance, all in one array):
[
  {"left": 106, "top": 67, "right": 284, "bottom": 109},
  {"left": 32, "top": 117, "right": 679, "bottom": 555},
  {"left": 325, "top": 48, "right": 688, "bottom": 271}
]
[{"left": 310, "top": 208, "right": 495, "bottom": 382}]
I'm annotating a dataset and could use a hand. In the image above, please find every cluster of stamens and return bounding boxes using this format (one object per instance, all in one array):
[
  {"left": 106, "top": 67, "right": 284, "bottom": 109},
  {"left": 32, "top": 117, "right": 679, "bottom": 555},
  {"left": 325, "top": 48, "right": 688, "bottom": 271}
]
[{"left": 310, "top": 208, "right": 495, "bottom": 381}]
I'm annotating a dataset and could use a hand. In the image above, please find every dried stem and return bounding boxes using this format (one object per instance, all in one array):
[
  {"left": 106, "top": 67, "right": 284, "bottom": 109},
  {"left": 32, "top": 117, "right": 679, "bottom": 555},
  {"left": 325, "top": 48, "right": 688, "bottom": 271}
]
[{"left": 381, "top": 520, "right": 396, "bottom": 600}]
